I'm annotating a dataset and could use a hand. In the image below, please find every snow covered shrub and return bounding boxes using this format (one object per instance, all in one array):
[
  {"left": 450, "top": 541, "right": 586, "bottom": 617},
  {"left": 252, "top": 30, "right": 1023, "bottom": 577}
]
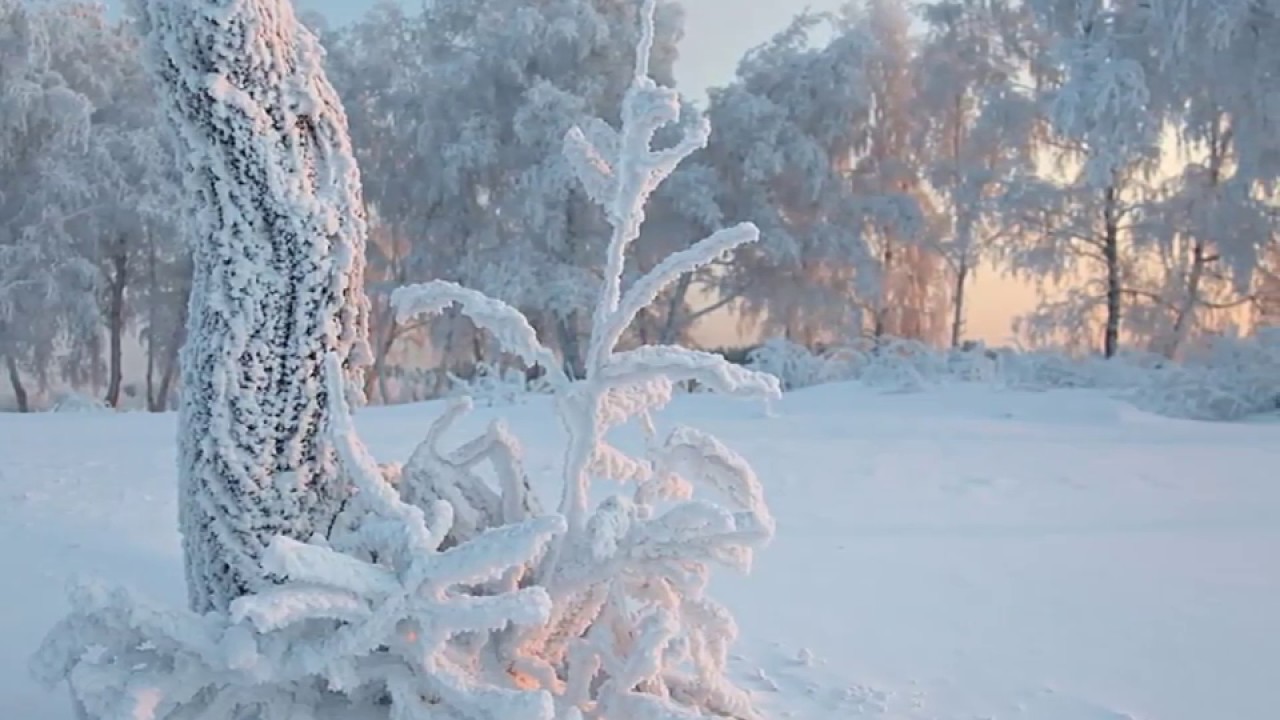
[
  {"left": 746, "top": 336, "right": 987, "bottom": 393},
  {"left": 745, "top": 338, "right": 855, "bottom": 390},
  {"left": 991, "top": 347, "right": 1165, "bottom": 392},
  {"left": 448, "top": 361, "right": 553, "bottom": 407},
  {"left": 945, "top": 342, "right": 998, "bottom": 383},
  {"left": 851, "top": 337, "right": 949, "bottom": 392},
  {"left": 1131, "top": 329, "right": 1280, "bottom": 420},
  {"left": 34, "top": 2, "right": 780, "bottom": 718},
  {"left": 32, "top": 369, "right": 565, "bottom": 718},
  {"left": 385, "top": 3, "right": 781, "bottom": 710},
  {"left": 50, "top": 391, "right": 111, "bottom": 413}
]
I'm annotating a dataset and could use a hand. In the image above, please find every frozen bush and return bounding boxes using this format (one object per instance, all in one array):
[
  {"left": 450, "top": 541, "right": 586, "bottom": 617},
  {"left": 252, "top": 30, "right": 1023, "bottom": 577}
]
[
  {"left": 745, "top": 338, "right": 857, "bottom": 390},
  {"left": 50, "top": 391, "right": 111, "bottom": 413},
  {"left": 448, "top": 361, "right": 553, "bottom": 407},
  {"left": 1132, "top": 329, "right": 1280, "bottom": 420}
]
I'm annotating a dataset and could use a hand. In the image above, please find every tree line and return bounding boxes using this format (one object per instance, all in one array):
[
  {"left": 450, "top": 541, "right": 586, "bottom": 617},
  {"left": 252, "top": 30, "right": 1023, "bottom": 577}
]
[{"left": 2, "top": 0, "right": 1277, "bottom": 411}]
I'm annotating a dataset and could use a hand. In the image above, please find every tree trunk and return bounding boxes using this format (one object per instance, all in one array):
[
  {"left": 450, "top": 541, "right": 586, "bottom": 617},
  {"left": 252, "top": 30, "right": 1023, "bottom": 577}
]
[
  {"left": 657, "top": 273, "right": 694, "bottom": 345},
  {"left": 873, "top": 236, "right": 895, "bottom": 342},
  {"left": 137, "top": 0, "right": 371, "bottom": 613},
  {"left": 1163, "top": 240, "right": 1207, "bottom": 359},
  {"left": 145, "top": 237, "right": 160, "bottom": 410},
  {"left": 86, "top": 333, "right": 105, "bottom": 397},
  {"left": 104, "top": 236, "right": 129, "bottom": 408},
  {"left": 557, "top": 311, "right": 585, "bottom": 379},
  {"left": 145, "top": 335, "right": 156, "bottom": 410},
  {"left": 1102, "top": 185, "right": 1121, "bottom": 359},
  {"left": 150, "top": 315, "right": 185, "bottom": 412},
  {"left": 5, "top": 354, "right": 29, "bottom": 413},
  {"left": 1160, "top": 121, "right": 1227, "bottom": 359},
  {"left": 363, "top": 311, "right": 400, "bottom": 404},
  {"left": 950, "top": 259, "right": 969, "bottom": 349}
]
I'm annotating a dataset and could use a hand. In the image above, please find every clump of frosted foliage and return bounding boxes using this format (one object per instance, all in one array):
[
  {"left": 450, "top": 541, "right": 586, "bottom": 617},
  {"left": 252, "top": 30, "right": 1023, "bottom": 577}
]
[
  {"left": 33, "top": 358, "right": 566, "bottom": 719},
  {"left": 743, "top": 331, "right": 1280, "bottom": 422},
  {"left": 50, "top": 392, "right": 111, "bottom": 413},
  {"left": 852, "top": 338, "right": 947, "bottom": 392},
  {"left": 746, "top": 336, "right": 989, "bottom": 393},
  {"left": 448, "top": 361, "right": 552, "bottom": 407},
  {"left": 1131, "top": 329, "right": 1280, "bottom": 420},
  {"left": 33, "top": 2, "right": 780, "bottom": 718},
  {"left": 945, "top": 342, "right": 999, "bottom": 383},
  {"left": 745, "top": 338, "right": 856, "bottom": 390},
  {"left": 993, "top": 348, "right": 1162, "bottom": 391}
]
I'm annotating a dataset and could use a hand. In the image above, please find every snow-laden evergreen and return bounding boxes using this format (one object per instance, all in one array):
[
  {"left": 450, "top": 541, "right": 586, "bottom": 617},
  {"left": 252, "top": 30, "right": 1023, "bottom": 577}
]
[
  {"left": 34, "top": 1, "right": 778, "bottom": 717},
  {"left": 130, "top": 0, "right": 373, "bottom": 612}
]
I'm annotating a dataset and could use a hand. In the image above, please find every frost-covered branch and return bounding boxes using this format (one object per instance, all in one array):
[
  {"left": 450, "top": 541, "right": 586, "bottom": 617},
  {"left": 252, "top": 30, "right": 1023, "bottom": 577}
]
[
  {"left": 34, "top": 353, "right": 566, "bottom": 719},
  {"left": 392, "top": 280, "right": 565, "bottom": 387}
]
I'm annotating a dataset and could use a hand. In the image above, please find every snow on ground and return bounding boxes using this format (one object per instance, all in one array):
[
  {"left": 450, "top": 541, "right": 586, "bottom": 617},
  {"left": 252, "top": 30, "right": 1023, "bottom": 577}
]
[{"left": 2, "top": 383, "right": 1277, "bottom": 719}]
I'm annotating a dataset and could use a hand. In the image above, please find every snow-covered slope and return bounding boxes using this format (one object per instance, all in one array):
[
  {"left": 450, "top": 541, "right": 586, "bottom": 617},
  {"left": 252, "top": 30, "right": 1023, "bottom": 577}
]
[{"left": 3, "top": 383, "right": 1277, "bottom": 719}]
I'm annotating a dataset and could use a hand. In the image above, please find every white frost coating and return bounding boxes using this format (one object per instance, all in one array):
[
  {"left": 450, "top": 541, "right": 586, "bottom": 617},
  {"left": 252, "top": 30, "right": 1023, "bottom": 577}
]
[
  {"left": 600, "top": 346, "right": 781, "bottom": 397},
  {"left": 391, "top": 279, "right": 563, "bottom": 382},
  {"left": 377, "top": 2, "right": 778, "bottom": 717},
  {"left": 130, "top": 0, "right": 374, "bottom": 613},
  {"left": 34, "top": 2, "right": 777, "bottom": 718},
  {"left": 33, "top": 353, "right": 564, "bottom": 719}
]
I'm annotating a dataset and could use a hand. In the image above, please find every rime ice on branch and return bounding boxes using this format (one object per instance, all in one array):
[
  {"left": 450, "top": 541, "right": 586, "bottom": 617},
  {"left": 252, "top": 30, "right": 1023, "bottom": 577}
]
[
  {"left": 130, "top": 0, "right": 373, "bottom": 613},
  {"left": 390, "top": 1, "right": 781, "bottom": 716},
  {"left": 31, "top": 356, "right": 565, "bottom": 719}
]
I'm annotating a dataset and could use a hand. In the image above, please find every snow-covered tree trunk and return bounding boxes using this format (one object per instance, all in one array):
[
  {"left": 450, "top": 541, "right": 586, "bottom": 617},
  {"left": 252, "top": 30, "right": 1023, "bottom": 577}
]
[{"left": 134, "top": 0, "right": 372, "bottom": 613}]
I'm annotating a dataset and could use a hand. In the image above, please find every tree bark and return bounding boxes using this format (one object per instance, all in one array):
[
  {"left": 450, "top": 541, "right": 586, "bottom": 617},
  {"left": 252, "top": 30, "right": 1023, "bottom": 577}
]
[
  {"left": 1162, "top": 240, "right": 1207, "bottom": 359},
  {"left": 104, "top": 235, "right": 129, "bottom": 408},
  {"left": 873, "top": 235, "right": 895, "bottom": 342},
  {"left": 1102, "top": 185, "right": 1121, "bottom": 358},
  {"left": 5, "top": 354, "right": 29, "bottom": 413},
  {"left": 657, "top": 273, "right": 694, "bottom": 345},
  {"left": 150, "top": 313, "right": 185, "bottom": 412},
  {"left": 950, "top": 259, "right": 969, "bottom": 349},
  {"left": 363, "top": 311, "right": 400, "bottom": 404},
  {"left": 137, "top": 0, "right": 371, "bottom": 613},
  {"left": 557, "top": 311, "right": 586, "bottom": 380}
]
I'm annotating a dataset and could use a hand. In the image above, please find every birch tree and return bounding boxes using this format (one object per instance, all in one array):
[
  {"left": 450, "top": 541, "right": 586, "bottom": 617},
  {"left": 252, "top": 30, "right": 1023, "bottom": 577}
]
[
  {"left": 700, "top": 10, "right": 882, "bottom": 345},
  {"left": 915, "top": 0, "right": 1039, "bottom": 347}
]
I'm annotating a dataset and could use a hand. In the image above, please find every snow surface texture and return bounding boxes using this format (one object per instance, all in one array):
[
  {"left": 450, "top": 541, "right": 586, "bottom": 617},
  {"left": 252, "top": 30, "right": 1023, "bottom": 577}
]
[
  {"left": 5, "top": 383, "right": 1279, "bottom": 719},
  {"left": 131, "top": 0, "right": 374, "bottom": 612}
]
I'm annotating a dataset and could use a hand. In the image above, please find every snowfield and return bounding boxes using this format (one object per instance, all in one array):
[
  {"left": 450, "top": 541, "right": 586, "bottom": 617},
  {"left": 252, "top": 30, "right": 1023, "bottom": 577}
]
[{"left": 2, "top": 383, "right": 1277, "bottom": 720}]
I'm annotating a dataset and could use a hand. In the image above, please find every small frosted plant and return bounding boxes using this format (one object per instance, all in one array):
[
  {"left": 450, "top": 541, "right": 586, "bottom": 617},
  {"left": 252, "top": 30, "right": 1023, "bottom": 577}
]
[{"left": 389, "top": 2, "right": 780, "bottom": 715}]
